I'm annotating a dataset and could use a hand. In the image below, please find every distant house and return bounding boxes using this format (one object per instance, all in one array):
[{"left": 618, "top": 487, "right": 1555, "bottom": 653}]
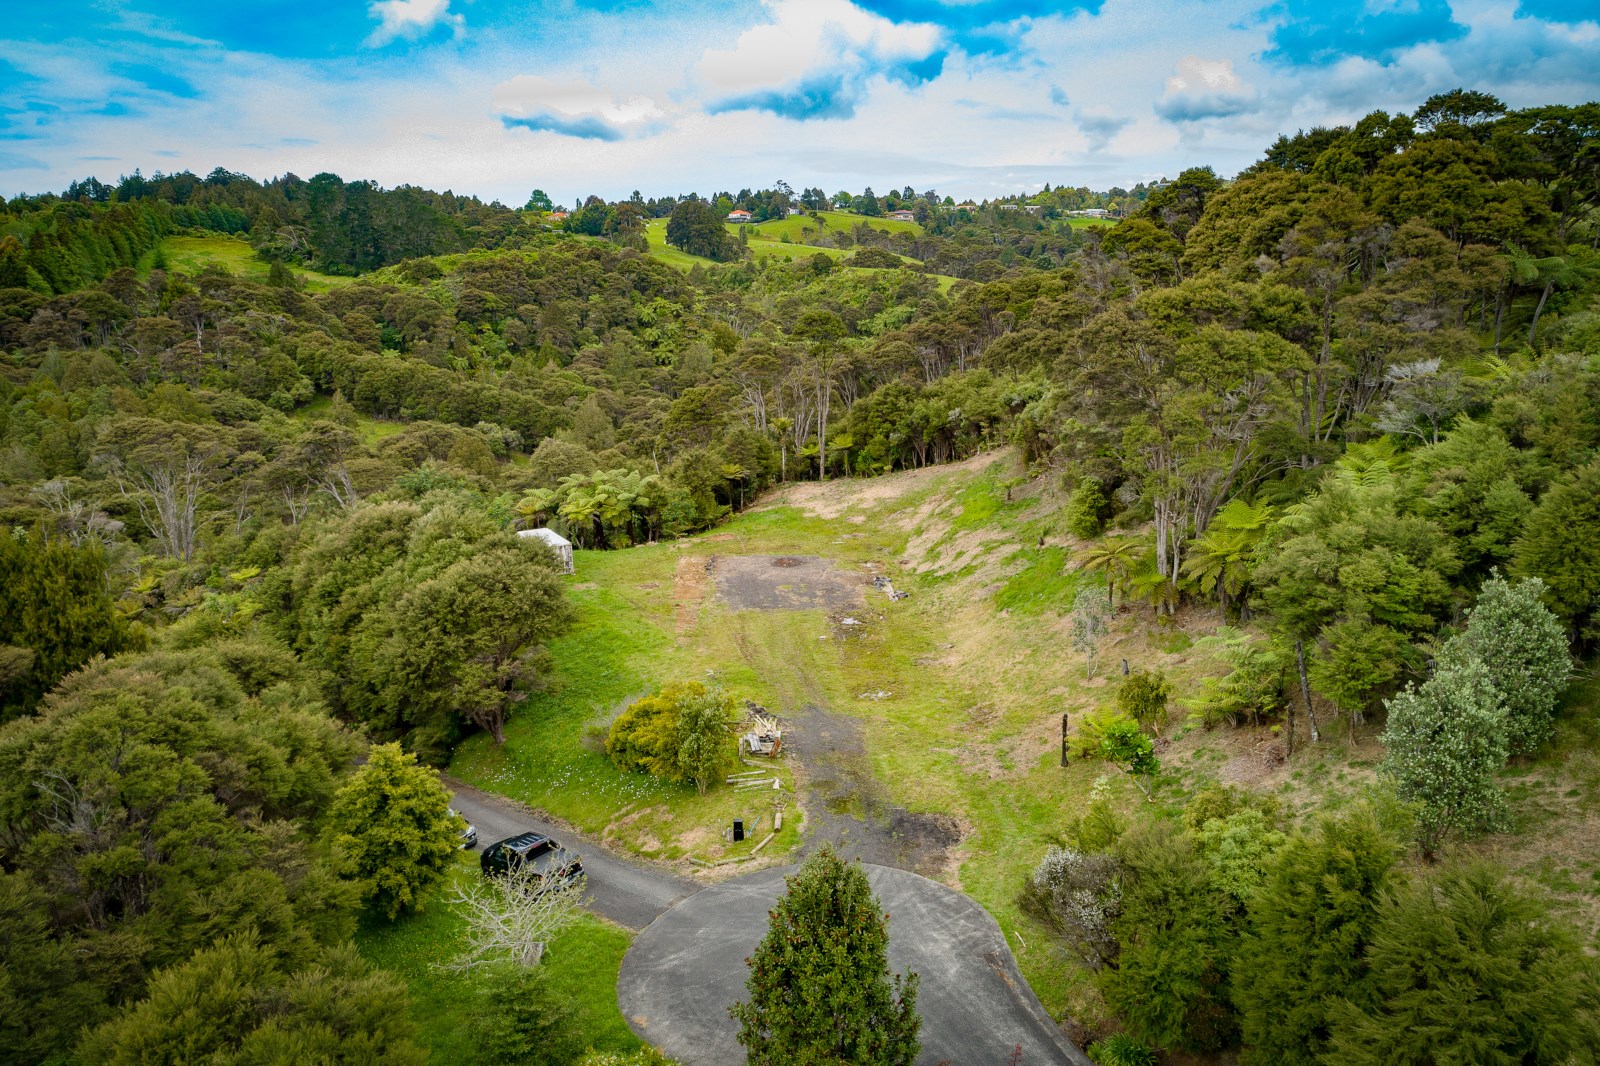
[
  {"left": 548, "top": 211, "right": 569, "bottom": 222},
  {"left": 955, "top": 201, "right": 978, "bottom": 211},
  {"left": 1024, "top": 205, "right": 1044, "bottom": 215},
  {"left": 517, "top": 528, "right": 575, "bottom": 574},
  {"left": 998, "top": 203, "right": 1019, "bottom": 211},
  {"left": 727, "top": 209, "right": 752, "bottom": 223},
  {"left": 888, "top": 209, "right": 916, "bottom": 222}
]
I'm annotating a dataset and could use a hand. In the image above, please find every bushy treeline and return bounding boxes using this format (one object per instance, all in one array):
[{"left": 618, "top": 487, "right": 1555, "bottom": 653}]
[
  {"left": 0, "top": 643, "right": 423, "bottom": 1062},
  {"left": 1025, "top": 789, "right": 1600, "bottom": 1062},
  {"left": 7, "top": 166, "right": 526, "bottom": 284}
]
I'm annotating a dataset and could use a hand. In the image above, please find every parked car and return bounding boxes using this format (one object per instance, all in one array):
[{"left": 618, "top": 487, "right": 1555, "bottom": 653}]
[
  {"left": 480, "top": 832, "right": 583, "bottom": 885},
  {"left": 449, "top": 808, "right": 477, "bottom": 849}
]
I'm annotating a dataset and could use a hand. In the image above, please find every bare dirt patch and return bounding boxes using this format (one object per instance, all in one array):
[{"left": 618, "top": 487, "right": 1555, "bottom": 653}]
[
  {"left": 775, "top": 452, "right": 1002, "bottom": 520},
  {"left": 784, "top": 701, "right": 962, "bottom": 878},
  {"left": 673, "top": 555, "right": 709, "bottom": 635},
  {"left": 712, "top": 554, "right": 865, "bottom": 612}
]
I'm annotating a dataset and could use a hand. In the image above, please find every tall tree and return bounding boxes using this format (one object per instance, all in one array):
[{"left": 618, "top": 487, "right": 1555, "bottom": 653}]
[
  {"left": 326, "top": 743, "right": 461, "bottom": 920},
  {"left": 1326, "top": 865, "right": 1600, "bottom": 1064},
  {"left": 1515, "top": 460, "right": 1600, "bottom": 641},
  {"left": 0, "top": 528, "right": 130, "bottom": 718},
  {"left": 730, "top": 847, "right": 920, "bottom": 1065},
  {"left": 1379, "top": 640, "right": 1509, "bottom": 853},
  {"left": 1457, "top": 572, "right": 1571, "bottom": 754},
  {"left": 1232, "top": 806, "right": 1402, "bottom": 1065}
]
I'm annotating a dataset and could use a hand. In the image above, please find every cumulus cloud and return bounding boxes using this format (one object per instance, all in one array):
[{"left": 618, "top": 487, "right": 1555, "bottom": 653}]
[
  {"left": 696, "top": 0, "right": 945, "bottom": 120},
  {"left": 366, "top": 0, "right": 463, "bottom": 47},
  {"left": 492, "top": 75, "right": 668, "bottom": 141},
  {"left": 1154, "top": 55, "right": 1257, "bottom": 122}
]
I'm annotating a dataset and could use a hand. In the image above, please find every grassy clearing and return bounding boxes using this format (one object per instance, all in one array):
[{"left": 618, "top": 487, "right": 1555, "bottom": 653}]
[
  {"left": 740, "top": 210, "right": 923, "bottom": 242},
  {"left": 642, "top": 217, "right": 956, "bottom": 290},
  {"left": 355, "top": 860, "right": 643, "bottom": 1061},
  {"left": 291, "top": 393, "right": 406, "bottom": 444},
  {"left": 1062, "top": 217, "right": 1118, "bottom": 230},
  {"left": 144, "top": 235, "right": 354, "bottom": 291},
  {"left": 453, "top": 451, "right": 1600, "bottom": 1024}
]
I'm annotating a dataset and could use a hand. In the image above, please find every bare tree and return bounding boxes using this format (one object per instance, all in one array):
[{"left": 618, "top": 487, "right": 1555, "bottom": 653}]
[
  {"left": 29, "top": 479, "right": 122, "bottom": 546},
  {"left": 115, "top": 455, "right": 211, "bottom": 561},
  {"left": 444, "top": 867, "right": 586, "bottom": 971}
]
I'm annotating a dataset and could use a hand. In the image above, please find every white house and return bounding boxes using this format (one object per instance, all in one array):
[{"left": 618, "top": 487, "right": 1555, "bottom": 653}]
[
  {"left": 888, "top": 209, "right": 916, "bottom": 222},
  {"left": 727, "top": 209, "right": 752, "bottom": 223},
  {"left": 517, "top": 527, "right": 575, "bottom": 574}
]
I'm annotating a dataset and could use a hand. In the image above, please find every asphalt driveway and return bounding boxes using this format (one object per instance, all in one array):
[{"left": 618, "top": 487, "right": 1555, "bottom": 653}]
[
  {"left": 617, "top": 864, "right": 1092, "bottom": 1066},
  {"left": 444, "top": 778, "right": 697, "bottom": 931}
]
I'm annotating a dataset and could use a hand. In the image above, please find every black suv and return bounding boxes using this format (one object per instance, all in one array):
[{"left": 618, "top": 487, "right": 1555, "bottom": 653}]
[{"left": 479, "top": 832, "right": 583, "bottom": 885}]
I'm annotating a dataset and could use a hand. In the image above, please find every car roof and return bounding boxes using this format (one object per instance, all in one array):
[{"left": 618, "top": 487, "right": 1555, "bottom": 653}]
[{"left": 495, "top": 832, "right": 551, "bottom": 850}]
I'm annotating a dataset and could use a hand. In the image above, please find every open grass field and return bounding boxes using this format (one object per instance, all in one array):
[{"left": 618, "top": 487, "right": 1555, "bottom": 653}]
[
  {"left": 355, "top": 859, "right": 644, "bottom": 1062},
  {"left": 291, "top": 392, "right": 406, "bottom": 444},
  {"left": 1062, "top": 217, "right": 1118, "bottom": 230},
  {"left": 740, "top": 209, "right": 923, "bottom": 242},
  {"left": 453, "top": 450, "right": 1600, "bottom": 1026},
  {"left": 143, "top": 235, "right": 355, "bottom": 291},
  {"left": 642, "top": 217, "right": 959, "bottom": 292}
]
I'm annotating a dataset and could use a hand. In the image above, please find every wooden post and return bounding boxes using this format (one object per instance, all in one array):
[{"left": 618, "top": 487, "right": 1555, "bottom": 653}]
[{"left": 1061, "top": 712, "right": 1070, "bottom": 767}]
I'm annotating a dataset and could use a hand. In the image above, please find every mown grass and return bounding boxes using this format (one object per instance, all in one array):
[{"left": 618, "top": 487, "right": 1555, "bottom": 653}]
[
  {"left": 143, "top": 235, "right": 354, "bottom": 291},
  {"left": 355, "top": 860, "right": 643, "bottom": 1062}
]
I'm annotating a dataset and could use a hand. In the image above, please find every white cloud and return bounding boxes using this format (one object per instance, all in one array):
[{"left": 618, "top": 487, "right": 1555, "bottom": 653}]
[
  {"left": 366, "top": 0, "right": 463, "bottom": 47},
  {"left": 694, "top": 0, "right": 943, "bottom": 117},
  {"left": 492, "top": 75, "right": 669, "bottom": 140},
  {"left": 1154, "top": 55, "right": 1258, "bottom": 122}
]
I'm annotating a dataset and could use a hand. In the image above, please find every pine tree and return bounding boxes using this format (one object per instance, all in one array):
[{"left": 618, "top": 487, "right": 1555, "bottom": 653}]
[
  {"left": 1458, "top": 571, "right": 1572, "bottom": 753},
  {"left": 0, "top": 528, "right": 131, "bottom": 719},
  {"left": 1326, "top": 865, "right": 1600, "bottom": 1063},
  {"left": 1233, "top": 806, "right": 1402, "bottom": 1065},
  {"left": 729, "top": 847, "right": 919, "bottom": 1065},
  {"left": 327, "top": 743, "right": 460, "bottom": 919},
  {"left": 1379, "top": 641, "right": 1509, "bottom": 853},
  {"left": 1514, "top": 459, "right": 1600, "bottom": 639},
  {"left": 1102, "top": 823, "right": 1237, "bottom": 1053}
]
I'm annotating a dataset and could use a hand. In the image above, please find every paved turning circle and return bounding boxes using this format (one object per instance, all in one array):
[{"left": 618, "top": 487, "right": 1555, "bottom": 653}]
[{"left": 618, "top": 864, "right": 1092, "bottom": 1066}]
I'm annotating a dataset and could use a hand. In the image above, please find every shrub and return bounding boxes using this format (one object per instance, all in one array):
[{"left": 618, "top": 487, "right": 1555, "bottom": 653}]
[
  {"left": 1087, "top": 1033, "right": 1159, "bottom": 1066},
  {"left": 1064, "top": 476, "right": 1108, "bottom": 538},
  {"left": 606, "top": 681, "right": 738, "bottom": 794},
  {"left": 1116, "top": 669, "right": 1172, "bottom": 733},
  {"left": 1018, "top": 846, "right": 1122, "bottom": 969}
]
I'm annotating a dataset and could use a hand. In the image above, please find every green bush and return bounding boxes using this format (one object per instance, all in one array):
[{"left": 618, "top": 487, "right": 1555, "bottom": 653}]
[
  {"left": 1064, "top": 476, "right": 1108, "bottom": 539},
  {"left": 606, "top": 681, "right": 738, "bottom": 794},
  {"left": 1087, "top": 1033, "right": 1158, "bottom": 1066},
  {"left": 1115, "top": 668, "right": 1172, "bottom": 733}
]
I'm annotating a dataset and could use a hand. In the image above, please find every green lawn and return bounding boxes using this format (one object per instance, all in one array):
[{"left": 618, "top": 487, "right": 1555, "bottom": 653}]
[
  {"left": 745, "top": 210, "right": 923, "bottom": 241},
  {"left": 356, "top": 860, "right": 644, "bottom": 1063},
  {"left": 1063, "top": 217, "right": 1118, "bottom": 230},
  {"left": 144, "top": 235, "right": 355, "bottom": 291}
]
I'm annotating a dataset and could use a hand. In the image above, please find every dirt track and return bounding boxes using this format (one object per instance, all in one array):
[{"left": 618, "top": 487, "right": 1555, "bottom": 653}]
[{"left": 783, "top": 701, "right": 961, "bottom": 878}]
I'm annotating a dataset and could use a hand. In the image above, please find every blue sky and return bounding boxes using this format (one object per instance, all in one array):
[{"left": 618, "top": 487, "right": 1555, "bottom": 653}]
[{"left": 2, "top": 0, "right": 1597, "bottom": 203}]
